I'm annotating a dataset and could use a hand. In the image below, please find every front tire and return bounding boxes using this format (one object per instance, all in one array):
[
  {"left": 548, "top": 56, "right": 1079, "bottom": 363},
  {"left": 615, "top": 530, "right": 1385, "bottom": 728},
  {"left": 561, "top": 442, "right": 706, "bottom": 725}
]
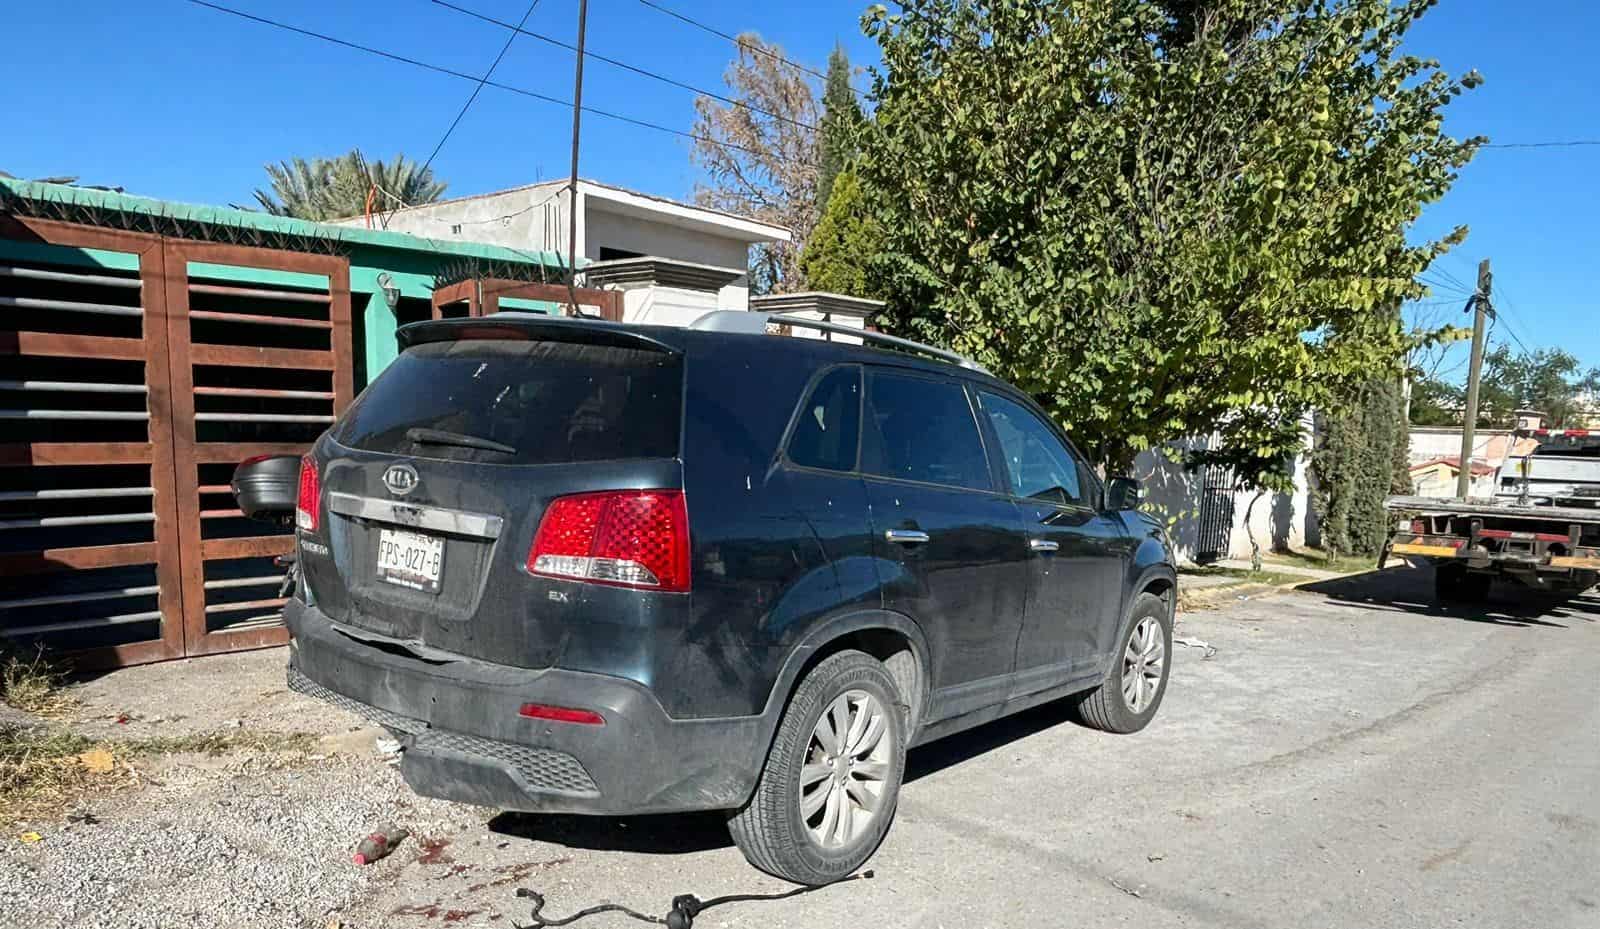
[
  {"left": 1073, "top": 592, "right": 1172, "bottom": 733},
  {"left": 728, "top": 650, "right": 907, "bottom": 885}
]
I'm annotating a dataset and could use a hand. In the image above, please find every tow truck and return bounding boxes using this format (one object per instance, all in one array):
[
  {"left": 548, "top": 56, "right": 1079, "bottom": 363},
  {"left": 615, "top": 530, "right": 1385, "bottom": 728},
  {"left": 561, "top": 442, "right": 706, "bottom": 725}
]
[{"left": 1384, "top": 428, "right": 1600, "bottom": 601}]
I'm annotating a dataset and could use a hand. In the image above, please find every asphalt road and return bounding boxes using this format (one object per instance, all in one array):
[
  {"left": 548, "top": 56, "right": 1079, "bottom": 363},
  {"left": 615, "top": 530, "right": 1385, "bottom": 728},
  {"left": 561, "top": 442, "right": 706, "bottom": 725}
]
[
  {"left": 335, "top": 564, "right": 1600, "bottom": 929},
  {"left": 10, "top": 564, "right": 1597, "bottom": 928}
]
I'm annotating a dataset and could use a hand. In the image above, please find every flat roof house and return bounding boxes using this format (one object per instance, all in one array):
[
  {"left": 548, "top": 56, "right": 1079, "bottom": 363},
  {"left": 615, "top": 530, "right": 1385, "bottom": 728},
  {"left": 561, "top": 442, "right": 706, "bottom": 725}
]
[{"left": 341, "top": 179, "right": 791, "bottom": 316}]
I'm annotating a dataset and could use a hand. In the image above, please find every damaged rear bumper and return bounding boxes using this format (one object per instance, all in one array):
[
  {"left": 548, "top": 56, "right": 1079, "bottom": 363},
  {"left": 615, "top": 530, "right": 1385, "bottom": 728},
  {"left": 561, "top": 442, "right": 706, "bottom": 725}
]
[{"left": 285, "top": 599, "right": 768, "bottom": 815}]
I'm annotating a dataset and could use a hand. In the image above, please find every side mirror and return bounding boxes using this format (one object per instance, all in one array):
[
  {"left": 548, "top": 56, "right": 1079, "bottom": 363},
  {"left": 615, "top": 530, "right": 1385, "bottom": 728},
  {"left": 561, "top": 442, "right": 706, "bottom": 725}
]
[
  {"left": 1106, "top": 476, "right": 1143, "bottom": 511},
  {"left": 231, "top": 455, "right": 303, "bottom": 527}
]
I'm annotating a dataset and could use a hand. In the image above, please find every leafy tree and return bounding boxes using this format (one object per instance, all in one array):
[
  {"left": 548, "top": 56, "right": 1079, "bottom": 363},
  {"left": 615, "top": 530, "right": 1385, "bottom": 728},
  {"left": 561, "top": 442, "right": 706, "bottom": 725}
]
[
  {"left": 1476, "top": 344, "right": 1600, "bottom": 427},
  {"left": 1313, "top": 378, "right": 1408, "bottom": 557},
  {"left": 817, "top": 44, "right": 865, "bottom": 212},
  {"left": 800, "top": 168, "right": 880, "bottom": 296},
  {"left": 853, "top": 0, "right": 1482, "bottom": 487},
  {"left": 1407, "top": 373, "right": 1462, "bottom": 426},
  {"left": 691, "top": 33, "right": 821, "bottom": 294},
  {"left": 253, "top": 151, "right": 445, "bottom": 221}
]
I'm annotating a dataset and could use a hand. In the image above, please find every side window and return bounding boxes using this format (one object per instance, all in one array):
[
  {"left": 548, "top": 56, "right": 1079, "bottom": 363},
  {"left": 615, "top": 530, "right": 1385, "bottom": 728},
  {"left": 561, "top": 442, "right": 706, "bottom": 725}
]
[
  {"left": 862, "top": 370, "right": 992, "bottom": 492},
  {"left": 978, "top": 391, "right": 1083, "bottom": 506},
  {"left": 787, "top": 366, "right": 861, "bottom": 472}
]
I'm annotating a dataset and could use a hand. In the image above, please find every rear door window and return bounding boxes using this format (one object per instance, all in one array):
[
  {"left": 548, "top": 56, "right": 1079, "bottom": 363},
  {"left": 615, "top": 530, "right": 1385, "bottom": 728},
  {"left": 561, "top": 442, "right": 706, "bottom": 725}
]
[
  {"left": 336, "top": 340, "right": 682, "bottom": 464},
  {"left": 787, "top": 366, "right": 861, "bottom": 472},
  {"left": 862, "top": 369, "right": 992, "bottom": 492}
]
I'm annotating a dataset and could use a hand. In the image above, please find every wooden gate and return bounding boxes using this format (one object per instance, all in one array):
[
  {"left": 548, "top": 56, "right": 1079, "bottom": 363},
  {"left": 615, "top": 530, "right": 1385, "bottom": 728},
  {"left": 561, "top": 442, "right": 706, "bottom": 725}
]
[
  {"left": 161, "top": 241, "right": 352, "bottom": 657},
  {"left": 432, "top": 278, "right": 622, "bottom": 320},
  {"left": 0, "top": 216, "right": 352, "bottom": 665}
]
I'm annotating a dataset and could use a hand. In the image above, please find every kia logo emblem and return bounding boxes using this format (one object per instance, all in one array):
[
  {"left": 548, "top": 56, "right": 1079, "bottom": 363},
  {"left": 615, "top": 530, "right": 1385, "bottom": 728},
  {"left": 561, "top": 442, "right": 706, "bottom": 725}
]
[{"left": 382, "top": 463, "right": 419, "bottom": 497}]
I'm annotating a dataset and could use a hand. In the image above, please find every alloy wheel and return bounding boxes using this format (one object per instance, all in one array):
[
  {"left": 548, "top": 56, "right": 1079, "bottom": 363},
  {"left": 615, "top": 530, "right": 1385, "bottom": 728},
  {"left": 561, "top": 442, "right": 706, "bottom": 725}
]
[
  {"left": 1122, "top": 617, "right": 1166, "bottom": 713},
  {"left": 799, "top": 689, "right": 893, "bottom": 847}
]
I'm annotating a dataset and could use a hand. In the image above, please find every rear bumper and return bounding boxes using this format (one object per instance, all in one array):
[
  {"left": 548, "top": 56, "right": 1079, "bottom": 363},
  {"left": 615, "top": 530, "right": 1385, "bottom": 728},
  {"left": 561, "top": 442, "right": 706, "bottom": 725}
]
[{"left": 285, "top": 599, "right": 769, "bottom": 815}]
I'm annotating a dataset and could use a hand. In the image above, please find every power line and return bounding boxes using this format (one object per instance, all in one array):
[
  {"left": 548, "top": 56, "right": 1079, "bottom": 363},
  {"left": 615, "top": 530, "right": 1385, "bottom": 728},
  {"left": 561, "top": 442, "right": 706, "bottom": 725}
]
[
  {"left": 1480, "top": 140, "right": 1600, "bottom": 149},
  {"left": 1418, "top": 274, "right": 1472, "bottom": 296},
  {"left": 182, "top": 0, "right": 764, "bottom": 159},
  {"left": 1487, "top": 284, "right": 1539, "bottom": 355},
  {"left": 1427, "top": 263, "right": 1472, "bottom": 293},
  {"left": 433, "top": 0, "right": 818, "bottom": 133},
  {"left": 411, "top": 0, "right": 545, "bottom": 212},
  {"left": 634, "top": 0, "right": 869, "bottom": 99}
]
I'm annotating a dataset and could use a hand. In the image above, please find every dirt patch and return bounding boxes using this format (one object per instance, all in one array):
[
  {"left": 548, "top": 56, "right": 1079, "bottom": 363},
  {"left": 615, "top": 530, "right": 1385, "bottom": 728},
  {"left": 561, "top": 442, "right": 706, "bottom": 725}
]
[
  {"left": 416, "top": 836, "right": 454, "bottom": 865},
  {"left": 0, "top": 723, "right": 321, "bottom": 824}
]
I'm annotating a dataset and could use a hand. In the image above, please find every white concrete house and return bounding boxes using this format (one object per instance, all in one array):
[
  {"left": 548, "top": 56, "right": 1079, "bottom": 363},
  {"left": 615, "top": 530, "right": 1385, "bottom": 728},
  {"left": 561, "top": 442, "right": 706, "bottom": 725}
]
[{"left": 343, "top": 179, "right": 790, "bottom": 312}]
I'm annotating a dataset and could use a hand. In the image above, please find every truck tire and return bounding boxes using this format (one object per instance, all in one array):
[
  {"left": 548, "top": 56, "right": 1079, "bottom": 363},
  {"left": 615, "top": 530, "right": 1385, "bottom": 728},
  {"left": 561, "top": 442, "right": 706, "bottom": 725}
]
[
  {"left": 1435, "top": 564, "right": 1491, "bottom": 602},
  {"left": 728, "top": 650, "right": 906, "bottom": 885},
  {"left": 1072, "top": 592, "right": 1171, "bottom": 734}
]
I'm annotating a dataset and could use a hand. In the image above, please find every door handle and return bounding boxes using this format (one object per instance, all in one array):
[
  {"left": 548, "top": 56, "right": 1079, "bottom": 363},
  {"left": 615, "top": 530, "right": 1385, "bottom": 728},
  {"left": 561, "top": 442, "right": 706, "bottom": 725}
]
[
  {"left": 1030, "top": 538, "right": 1060, "bottom": 552},
  {"left": 885, "top": 529, "right": 931, "bottom": 545}
]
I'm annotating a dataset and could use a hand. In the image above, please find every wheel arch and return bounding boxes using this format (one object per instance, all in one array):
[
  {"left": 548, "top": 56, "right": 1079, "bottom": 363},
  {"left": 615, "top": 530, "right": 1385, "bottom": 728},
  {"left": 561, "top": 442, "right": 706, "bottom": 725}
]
[
  {"left": 757, "top": 609, "right": 932, "bottom": 750},
  {"left": 1102, "top": 563, "right": 1177, "bottom": 679}
]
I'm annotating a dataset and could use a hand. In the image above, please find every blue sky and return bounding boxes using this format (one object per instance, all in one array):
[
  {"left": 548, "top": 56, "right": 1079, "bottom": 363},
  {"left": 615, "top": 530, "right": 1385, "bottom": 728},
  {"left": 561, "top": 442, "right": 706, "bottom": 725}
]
[{"left": 4, "top": 0, "right": 1595, "bottom": 378}]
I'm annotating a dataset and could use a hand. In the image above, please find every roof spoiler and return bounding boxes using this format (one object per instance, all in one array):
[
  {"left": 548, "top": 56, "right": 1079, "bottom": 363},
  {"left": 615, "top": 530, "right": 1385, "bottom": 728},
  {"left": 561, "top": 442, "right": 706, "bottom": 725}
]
[
  {"left": 690, "top": 310, "right": 989, "bottom": 373},
  {"left": 397, "top": 313, "right": 682, "bottom": 355}
]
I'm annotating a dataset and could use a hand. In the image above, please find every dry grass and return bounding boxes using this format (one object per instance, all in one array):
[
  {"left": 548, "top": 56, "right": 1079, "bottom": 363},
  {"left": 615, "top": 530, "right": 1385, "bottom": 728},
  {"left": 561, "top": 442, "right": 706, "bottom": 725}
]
[
  {"left": 0, "top": 647, "right": 77, "bottom": 717},
  {"left": 0, "top": 725, "right": 101, "bottom": 823},
  {"left": 0, "top": 725, "right": 319, "bottom": 824},
  {"left": 1262, "top": 547, "right": 1380, "bottom": 576},
  {"left": 1176, "top": 566, "right": 1308, "bottom": 612}
]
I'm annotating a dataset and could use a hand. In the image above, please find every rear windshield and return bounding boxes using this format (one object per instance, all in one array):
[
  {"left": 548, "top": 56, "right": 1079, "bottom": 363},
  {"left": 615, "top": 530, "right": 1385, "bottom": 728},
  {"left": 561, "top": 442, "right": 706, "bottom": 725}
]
[{"left": 336, "top": 340, "right": 682, "bottom": 464}]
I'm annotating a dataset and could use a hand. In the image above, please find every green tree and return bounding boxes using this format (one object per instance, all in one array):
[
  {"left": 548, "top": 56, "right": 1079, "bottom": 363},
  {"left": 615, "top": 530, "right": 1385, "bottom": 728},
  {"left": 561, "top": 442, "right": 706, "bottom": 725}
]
[
  {"left": 817, "top": 44, "right": 864, "bottom": 212},
  {"left": 1313, "top": 378, "right": 1409, "bottom": 557},
  {"left": 854, "top": 0, "right": 1481, "bottom": 487},
  {"left": 1476, "top": 344, "right": 1600, "bottom": 427},
  {"left": 253, "top": 151, "right": 446, "bottom": 221},
  {"left": 800, "top": 169, "right": 880, "bottom": 296},
  {"left": 1407, "top": 373, "right": 1462, "bottom": 425}
]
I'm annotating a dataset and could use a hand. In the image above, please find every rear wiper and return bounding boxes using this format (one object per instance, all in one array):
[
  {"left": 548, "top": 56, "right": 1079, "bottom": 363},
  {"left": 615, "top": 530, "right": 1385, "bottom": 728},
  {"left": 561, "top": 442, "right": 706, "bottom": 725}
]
[{"left": 405, "top": 427, "right": 516, "bottom": 455}]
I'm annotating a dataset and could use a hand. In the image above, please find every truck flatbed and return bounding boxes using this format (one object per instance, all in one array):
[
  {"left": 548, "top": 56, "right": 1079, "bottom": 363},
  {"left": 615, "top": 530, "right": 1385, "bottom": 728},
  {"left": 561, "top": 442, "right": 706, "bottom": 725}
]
[{"left": 1384, "top": 495, "right": 1600, "bottom": 524}]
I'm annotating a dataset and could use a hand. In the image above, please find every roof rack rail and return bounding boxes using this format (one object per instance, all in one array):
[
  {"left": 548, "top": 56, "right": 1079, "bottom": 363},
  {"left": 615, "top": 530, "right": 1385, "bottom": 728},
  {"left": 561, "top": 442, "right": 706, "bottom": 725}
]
[{"left": 689, "top": 310, "right": 989, "bottom": 373}]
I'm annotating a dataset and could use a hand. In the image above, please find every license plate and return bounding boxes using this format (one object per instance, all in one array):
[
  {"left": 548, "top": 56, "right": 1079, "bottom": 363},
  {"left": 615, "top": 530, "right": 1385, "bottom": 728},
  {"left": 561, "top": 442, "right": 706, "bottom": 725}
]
[{"left": 376, "top": 528, "right": 444, "bottom": 593}]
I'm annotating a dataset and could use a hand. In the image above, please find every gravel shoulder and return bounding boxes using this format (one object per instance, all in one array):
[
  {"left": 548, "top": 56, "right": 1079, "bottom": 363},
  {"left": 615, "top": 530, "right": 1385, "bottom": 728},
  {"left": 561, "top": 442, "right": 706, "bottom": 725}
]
[{"left": 4, "top": 564, "right": 1596, "bottom": 929}]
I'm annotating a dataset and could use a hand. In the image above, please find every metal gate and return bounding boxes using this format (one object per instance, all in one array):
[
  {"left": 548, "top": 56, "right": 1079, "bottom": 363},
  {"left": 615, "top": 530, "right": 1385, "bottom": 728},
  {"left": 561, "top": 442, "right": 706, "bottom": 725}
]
[
  {"left": 1195, "top": 464, "right": 1236, "bottom": 564},
  {"left": 0, "top": 216, "right": 352, "bottom": 665}
]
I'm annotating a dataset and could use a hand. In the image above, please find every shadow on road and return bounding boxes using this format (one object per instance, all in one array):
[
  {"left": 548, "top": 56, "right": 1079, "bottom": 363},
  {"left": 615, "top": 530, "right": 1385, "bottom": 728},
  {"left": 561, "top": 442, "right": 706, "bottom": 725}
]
[
  {"left": 1297, "top": 566, "right": 1600, "bottom": 628},
  {"left": 489, "top": 809, "right": 735, "bottom": 855},
  {"left": 904, "top": 697, "right": 1080, "bottom": 785},
  {"left": 492, "top": 698, "right": 1095, "bottom": 855}
]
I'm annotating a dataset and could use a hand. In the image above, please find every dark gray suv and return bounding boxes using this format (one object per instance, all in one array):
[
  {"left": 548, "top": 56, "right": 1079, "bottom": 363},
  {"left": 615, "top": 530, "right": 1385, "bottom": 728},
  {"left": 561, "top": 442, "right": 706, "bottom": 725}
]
[{"left": 284, "top": 311, "right": 1176, "bottom": 884}]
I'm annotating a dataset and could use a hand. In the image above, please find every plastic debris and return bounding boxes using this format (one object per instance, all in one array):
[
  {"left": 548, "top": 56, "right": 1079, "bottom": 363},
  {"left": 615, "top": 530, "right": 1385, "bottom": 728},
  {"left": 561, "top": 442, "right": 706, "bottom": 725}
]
[
  {"left": 1174, "top": 636, "right": 1218, "bottom": 659},
  {"left": 352, "top": 823, "right": 409, "bottom": 865},
  {"left": 18, "top": 832, "right": 42, "bottom": 844}
]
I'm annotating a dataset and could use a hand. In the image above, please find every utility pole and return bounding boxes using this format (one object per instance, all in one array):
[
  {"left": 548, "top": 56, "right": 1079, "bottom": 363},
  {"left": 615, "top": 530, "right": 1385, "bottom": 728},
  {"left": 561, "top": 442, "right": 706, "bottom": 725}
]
[
  {"left": 563, "top": 0, "right": 589, "bottom": 316},
  {"left": 1455, "top": 258, "right": 1492, "bottom": 498}
]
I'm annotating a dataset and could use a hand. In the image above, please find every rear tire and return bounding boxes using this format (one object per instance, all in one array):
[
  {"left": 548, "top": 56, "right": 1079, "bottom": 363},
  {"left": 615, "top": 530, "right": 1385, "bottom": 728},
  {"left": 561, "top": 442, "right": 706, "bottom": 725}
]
[
  {"left": 728, "top": 650, "right": 906, "bottom": 885},
  {"left": 1435, "top": 564, "right": 1491, "bottom": 602},
  {"left": 1073, "top": 592, "right": 1171, "bottom": 734}
]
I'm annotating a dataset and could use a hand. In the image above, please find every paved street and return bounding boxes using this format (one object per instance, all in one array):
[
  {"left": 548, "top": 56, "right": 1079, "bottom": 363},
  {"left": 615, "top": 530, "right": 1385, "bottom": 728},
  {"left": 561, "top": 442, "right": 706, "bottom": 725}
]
[{"left": 7, "top": 564, "right": 1597, "bottom": 928}]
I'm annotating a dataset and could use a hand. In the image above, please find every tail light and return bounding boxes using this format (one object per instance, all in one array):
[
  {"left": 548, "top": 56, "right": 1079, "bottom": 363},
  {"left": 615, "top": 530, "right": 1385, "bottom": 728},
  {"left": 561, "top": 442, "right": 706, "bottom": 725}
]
[
  {"left": 519, "top": 703, "right": 605, "bottom": 726},
  {"left": 527, "top": 490, "right": 690, "bottom": 592},
  {"left": 296, "top": 455, "right": 321, "bottom": 532}
]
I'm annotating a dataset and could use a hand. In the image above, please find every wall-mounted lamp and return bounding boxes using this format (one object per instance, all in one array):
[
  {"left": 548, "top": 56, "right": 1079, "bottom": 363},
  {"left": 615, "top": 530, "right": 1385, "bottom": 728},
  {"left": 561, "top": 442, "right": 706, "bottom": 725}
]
[{"left": 376, "top": 272, "right": 401, "bottom": 310}]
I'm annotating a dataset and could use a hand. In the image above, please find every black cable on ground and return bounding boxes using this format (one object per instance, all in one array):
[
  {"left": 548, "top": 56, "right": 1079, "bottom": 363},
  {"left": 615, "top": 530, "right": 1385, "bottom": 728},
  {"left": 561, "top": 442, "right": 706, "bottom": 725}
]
[{"left": 514, "top": 869, "right": 875, "bottom": 929}]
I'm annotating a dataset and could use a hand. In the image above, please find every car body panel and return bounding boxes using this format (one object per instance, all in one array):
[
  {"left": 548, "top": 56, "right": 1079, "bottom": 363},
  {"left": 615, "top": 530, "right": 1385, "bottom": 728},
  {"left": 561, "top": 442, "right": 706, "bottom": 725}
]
[{"left": 281, "top": 316, "right": 1176, "bottom": 816}]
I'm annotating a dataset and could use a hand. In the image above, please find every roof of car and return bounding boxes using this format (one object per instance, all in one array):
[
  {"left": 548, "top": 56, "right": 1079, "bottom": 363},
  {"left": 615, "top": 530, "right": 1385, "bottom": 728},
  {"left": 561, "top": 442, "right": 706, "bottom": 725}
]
[{"left": 397, "top": 312, "right": 1013, "bottom": 391}]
